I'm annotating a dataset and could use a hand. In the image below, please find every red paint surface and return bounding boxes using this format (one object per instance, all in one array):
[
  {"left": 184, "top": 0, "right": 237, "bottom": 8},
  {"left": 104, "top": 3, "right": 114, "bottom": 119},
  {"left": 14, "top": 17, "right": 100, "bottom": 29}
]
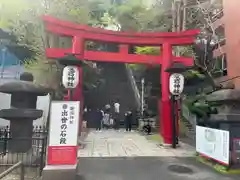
[
  {"left": 160, "top": 43, "right": 172, "bottom": 144},
  {"left": 42, "top": 15, "right": 199, "bottom": 145},
  {"left": 72, "top": 37, "right": 84, "bottom": 135},
  {"left": 200, "top": 153, "right": 229, "bottom": 166},
  {"left": 232, "top": 138, "right": 240, "bottom": 165},
  {"left": 42, "top": 15, "right": 199, "bottom": 45},
  {"left": 45, "top": 48, "right": 194, "bottom": 66},
  {"left": 48, "top": 146, "right": 78, "bottom": 165}
]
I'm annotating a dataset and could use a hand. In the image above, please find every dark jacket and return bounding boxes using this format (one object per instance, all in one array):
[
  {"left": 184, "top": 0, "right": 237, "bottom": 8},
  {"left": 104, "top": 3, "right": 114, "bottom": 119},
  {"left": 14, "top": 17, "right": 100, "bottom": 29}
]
[
  {"left": 125, "top": 111, "right": 133, "bottom": 122},
  {"left": 96, "top": 110, "right": 103, "bottom": 121}
]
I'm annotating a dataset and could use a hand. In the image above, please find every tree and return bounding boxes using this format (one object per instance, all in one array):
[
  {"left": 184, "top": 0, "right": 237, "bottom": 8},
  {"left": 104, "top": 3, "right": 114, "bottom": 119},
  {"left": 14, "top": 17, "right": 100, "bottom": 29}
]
[
  {"left": 0, "top": 0, "right": 111, "bottom": 95},
  {"left": 109, "top": 0, "right": 172, "bottom": 32}
]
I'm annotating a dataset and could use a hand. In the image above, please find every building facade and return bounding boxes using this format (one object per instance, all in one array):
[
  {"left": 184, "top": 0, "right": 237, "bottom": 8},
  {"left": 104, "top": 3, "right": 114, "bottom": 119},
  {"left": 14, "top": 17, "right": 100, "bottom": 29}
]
[
  {"left": 213, "top": 0, "right": 240, "bottom": 88},
  {"left": 0, "top": 45, "right": 24, "bottom": 80}
]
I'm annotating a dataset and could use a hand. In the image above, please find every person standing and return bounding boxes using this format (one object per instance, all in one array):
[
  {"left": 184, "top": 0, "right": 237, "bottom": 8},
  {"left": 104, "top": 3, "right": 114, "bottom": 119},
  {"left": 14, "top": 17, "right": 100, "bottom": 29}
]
[
  {"left": 95, "top": 108, "right": 103, "bottom": 132},
  {"left": 83, "top": 107, "right": 88, "bottom": 129},
  {"left": 105, "top": 104, "right": 111, "bottom": 112},
  {"left": 103, "top": 108, "right": 111, "bottom": 129},
  {"left": 100, "top": 109, "right": 104, "bottom": 129},
  {"left": 114, "top": 100, "right": 120, "bottom": 130},
  {"left": 125, "top": 111, "right": 133, "bottom": 132}
]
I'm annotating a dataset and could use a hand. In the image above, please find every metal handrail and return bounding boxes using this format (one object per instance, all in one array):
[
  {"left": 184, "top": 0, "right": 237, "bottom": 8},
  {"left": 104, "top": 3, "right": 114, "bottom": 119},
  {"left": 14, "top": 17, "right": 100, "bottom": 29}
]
[
  {"left": 0, "top": 161, "right": 24, "bottom": 180},
  {"left": 125, "top": 65, "right": 141, "bottom": 109}
]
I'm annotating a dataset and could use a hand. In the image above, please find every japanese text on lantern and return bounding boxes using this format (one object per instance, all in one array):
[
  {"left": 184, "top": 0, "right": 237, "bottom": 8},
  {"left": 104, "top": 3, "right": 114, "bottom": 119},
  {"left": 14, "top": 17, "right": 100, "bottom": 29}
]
[
  {"left": 60, "top": 104, "right": 68, "bottom": 145},
  {"left": 67, "top": 67, "right": 75, "bottom": 88}
]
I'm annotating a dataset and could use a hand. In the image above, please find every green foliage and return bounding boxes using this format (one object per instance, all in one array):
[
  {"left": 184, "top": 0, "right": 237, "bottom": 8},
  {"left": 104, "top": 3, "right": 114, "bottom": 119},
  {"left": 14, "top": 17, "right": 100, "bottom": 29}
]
[
  {"left": 183, "top": 95, "right": 209, "bottom": 119},
  {"left": 135, "top": 46, "right": 160, "bottom": 56},
  {"left": 184, "top": 70, "right": 206, "bottom": 79},
  {"left": 109, "top": 0, "right": 172, "bottom": 32},
  {"left": 127, "top": 64, "right": 145, "bottom": 71},
  {"left": 0, "top": 0, "right": 113, "bottom": 89},
  {"left": 195, "top": 155, "right": 240, "bottom": 174},
  {"left": 130, "top": 46, "right": 160, "bottom": 71}
]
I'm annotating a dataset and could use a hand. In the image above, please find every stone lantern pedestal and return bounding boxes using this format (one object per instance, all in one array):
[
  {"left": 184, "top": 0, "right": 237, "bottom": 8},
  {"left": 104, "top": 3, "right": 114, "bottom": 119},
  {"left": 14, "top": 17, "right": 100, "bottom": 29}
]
[
  {"left": 0, "top": 72, "right": 50, "bottom": 153},
  {"left": 206, "top": 89, "right": 240, "bottom": 166}
]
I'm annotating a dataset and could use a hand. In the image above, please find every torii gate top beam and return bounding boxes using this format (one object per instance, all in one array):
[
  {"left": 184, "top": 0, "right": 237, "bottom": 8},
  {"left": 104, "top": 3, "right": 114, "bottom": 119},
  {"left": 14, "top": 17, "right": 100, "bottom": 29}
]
[
  {"left": 42, "top": 15, "right": 200, "bottom": 65},
  {"left": 43, "top": 15, "right": 199, "bottom": 46}
]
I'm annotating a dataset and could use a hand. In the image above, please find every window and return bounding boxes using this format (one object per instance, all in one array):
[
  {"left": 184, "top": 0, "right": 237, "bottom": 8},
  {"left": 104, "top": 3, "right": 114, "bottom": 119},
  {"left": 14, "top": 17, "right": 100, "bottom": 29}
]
[
  {"left": 213, "top": 53, "right": 227, "bottom": 77},
  {"left": 222, "top": 54, "right": 227, "bottom": 76}
]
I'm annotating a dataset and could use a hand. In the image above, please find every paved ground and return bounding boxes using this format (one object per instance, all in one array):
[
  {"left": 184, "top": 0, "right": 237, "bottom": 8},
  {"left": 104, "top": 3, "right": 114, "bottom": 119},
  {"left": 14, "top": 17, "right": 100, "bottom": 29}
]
[
  {"left": 77, "top": 157, "right": 239, "bottom": 180},
  {"left": 78, "top": 129, "right": 194, "bottom": 157},
  {"left": 77, "top": 129, "right": 239, "bottom": 180}
]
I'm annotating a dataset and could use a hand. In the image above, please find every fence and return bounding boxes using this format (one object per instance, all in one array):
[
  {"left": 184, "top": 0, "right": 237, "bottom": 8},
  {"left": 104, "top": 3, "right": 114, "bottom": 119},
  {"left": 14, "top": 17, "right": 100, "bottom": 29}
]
[
  {"left": 0, "top": 126, "right": 48, "bottom": 177},
  {"left": 0, "top": 161, "right": 24, "bottom": 180}
]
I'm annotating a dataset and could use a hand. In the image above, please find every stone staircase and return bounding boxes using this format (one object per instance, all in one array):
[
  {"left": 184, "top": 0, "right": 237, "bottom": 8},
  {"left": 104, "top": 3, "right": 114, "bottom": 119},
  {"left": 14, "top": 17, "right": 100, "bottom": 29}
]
[
  {"left": 180, "top": 117, "right": 196, "bottom": 144},
  {"left": 84, "top": 62, "right": 139, "bottom": 128}
]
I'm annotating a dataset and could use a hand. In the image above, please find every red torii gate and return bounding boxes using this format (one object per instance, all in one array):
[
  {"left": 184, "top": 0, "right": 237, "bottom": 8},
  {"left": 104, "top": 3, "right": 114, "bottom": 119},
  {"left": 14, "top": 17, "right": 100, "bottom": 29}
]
[{"left": 42, "top": 15, "right": 200, "bottom": 145}]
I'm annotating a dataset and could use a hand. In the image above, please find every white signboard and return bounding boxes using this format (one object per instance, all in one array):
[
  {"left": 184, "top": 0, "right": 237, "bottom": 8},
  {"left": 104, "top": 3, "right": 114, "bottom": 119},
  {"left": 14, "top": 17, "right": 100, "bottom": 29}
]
[
  {"left": 196, "top": 126, "right": 230, "bottom": 165},
  {"left": 169, "top": 73, "right": 184, "bottom": 95},
  {"left": 62, "top": 66, "right": 79, "bottom": 89},
  {"left": 49, "top": 101, "right": 80, "bottom": 146}
]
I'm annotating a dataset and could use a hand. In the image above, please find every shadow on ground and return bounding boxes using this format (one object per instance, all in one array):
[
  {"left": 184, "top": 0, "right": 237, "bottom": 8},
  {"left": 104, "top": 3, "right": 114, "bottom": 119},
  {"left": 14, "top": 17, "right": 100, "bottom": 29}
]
[{"left": 77, "top": 157, "right": 239, "bottom": 180}]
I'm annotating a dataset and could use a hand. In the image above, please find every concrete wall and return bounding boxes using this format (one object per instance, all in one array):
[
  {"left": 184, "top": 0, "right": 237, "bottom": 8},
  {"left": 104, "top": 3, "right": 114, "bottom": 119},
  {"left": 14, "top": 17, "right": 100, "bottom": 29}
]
[
  {"left": 0, "top": 92, "right": 50, "bottom": 127},
  {"left": 223, "top": 0, "right": 240, "bottom": 88}
]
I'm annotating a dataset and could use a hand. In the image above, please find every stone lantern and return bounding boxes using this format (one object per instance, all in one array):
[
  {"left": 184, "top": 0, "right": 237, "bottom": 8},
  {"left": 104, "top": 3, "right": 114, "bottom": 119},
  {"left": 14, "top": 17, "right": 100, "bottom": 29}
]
[
  {"left": 0, "top": 72, "right": 50, "bottom": 152},
  {"left": 56, "top": 54, "right": 84, "bottom": 66},
  {"left": 56, "top": 54, "right": 84, "bottom": 100},
  {"left": 165, "top": 62, "right": 193, "bottom": 74}
]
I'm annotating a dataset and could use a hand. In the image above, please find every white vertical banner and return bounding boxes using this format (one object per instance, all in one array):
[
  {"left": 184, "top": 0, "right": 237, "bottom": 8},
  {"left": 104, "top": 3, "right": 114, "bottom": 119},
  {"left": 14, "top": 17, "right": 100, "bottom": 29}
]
[
  {"left": 196, "top": 126, "right": 230, "bottom": 165},
  {"left": 49, "top": 101, "right": 80, "bottom": 146}
]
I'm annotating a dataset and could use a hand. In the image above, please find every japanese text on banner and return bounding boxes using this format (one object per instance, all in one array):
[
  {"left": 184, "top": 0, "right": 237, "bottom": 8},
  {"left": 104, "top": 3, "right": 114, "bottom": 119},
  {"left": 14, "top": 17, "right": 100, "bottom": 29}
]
[{"left": 60, "top": 104, "right": 68, "bottom": 144}]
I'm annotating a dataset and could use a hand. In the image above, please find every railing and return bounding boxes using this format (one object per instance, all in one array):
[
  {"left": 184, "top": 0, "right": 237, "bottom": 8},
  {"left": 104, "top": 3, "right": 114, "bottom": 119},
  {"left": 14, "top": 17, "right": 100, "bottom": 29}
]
[
  {"left": 0, "top": 161, "right": 24, "bottom": 180},
  {"left": 0, "top": 126, "right": 48, "bottom": 177},
  {"left": 0, "top": 72, "right": 21, "bottom": 79},
  {"left": 125, "top": 65, "right": 141, "bottom": 109}
]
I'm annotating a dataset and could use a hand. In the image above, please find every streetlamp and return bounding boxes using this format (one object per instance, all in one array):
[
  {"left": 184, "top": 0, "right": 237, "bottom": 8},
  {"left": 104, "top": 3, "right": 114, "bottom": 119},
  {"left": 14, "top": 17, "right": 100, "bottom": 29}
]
[
  {"left": 141, "top": 78, "right": 145, "bottom": 116},
  {"left": 165, "top": 62, "right": 192, "bottom": 148},
  {"left": 56, "top": 53, "right": 84, "bottom": 101}
]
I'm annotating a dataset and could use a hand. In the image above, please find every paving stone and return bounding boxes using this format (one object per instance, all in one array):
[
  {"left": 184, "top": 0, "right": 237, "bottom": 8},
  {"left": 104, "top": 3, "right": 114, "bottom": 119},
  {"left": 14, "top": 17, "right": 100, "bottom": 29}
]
[{"left": 78, "top": 129, "right": 195, "bottom": 158}]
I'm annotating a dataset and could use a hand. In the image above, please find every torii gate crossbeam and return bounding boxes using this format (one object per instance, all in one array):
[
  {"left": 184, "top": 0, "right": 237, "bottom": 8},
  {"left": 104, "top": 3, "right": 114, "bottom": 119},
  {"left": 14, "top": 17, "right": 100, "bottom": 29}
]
[{"left": 42, "top": 15, "right": 200, "bottom": 145}]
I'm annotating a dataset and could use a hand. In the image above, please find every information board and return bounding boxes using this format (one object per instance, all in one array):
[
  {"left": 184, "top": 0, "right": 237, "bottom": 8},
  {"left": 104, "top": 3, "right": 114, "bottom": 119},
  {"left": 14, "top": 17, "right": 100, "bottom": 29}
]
[
  {"left": 196, "top": 126, "right": 230, "bottom": 165},
  {"left": 48, "top": 101, "right": 80, "bottom": 165}
]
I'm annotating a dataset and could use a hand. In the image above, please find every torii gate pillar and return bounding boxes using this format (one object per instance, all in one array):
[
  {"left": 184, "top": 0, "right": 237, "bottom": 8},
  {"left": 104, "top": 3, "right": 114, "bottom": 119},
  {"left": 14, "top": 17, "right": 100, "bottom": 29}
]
[
  {"left": 71, "top": 37, "right": 84, "bottom": 135},
  {"left": 160, "top": 43, "right": 173, "bottom": 144}
]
